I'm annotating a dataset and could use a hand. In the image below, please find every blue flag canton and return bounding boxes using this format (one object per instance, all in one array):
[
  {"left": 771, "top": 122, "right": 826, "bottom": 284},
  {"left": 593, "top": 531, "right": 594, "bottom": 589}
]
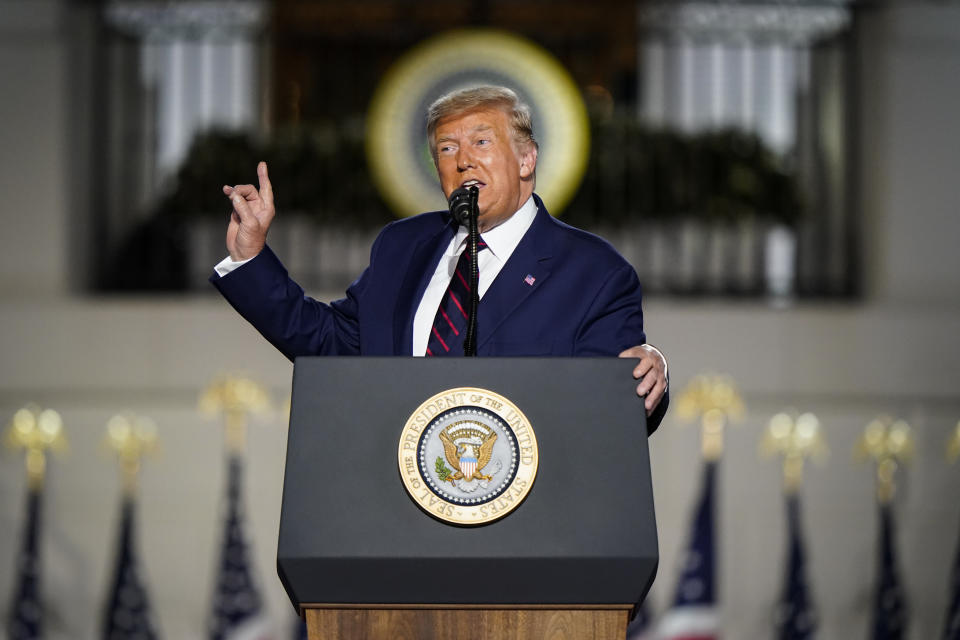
[
  {"left": 873, "top": 503, "right": 907, "bottom": 640},
  {"left": 775, "top": 494, "right": 817, "bottom": 640},
  {"left": 102, "top": 499, "right": 159, "bottom": 640},
  {"left": 209, "top": 456, "right": 265, "bottom": 640},
  {"left": 943, "top": 519, "right": 960, "bottom": 640},
  {"left": 672, "top": 461, "right": 717, "bottom": 608},
  {"left": 7, "top": 490, "right": 43, "bottom": 640}
]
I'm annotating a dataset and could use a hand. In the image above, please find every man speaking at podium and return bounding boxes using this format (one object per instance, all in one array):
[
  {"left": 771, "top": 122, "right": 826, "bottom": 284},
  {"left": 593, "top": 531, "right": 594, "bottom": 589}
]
[{"left": 211, "top": 86, "right": 669, "bottom": 432}]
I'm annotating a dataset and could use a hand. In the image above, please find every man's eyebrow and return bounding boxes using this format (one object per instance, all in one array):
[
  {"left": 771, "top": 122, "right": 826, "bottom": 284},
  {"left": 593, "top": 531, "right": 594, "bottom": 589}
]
[{"left": 436, "top": 123, "right": 494, "bottom": 145}]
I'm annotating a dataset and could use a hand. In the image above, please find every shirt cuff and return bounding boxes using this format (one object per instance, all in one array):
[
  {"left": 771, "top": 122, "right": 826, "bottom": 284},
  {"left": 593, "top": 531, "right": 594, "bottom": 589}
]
[{"left": 213, "top": 255, "right": 253, "bottom": 277}]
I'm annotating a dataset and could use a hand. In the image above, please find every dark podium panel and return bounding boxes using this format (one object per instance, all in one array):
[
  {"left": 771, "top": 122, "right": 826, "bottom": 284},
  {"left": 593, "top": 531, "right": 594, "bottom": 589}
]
[{"left": 278, "top": 357, "right": 658, "bottom": 610}]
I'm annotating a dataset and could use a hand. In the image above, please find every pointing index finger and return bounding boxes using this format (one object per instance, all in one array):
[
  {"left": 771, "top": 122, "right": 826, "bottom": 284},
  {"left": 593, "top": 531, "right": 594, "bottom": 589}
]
[{"left": 257, "top": 161, "right": 273, "bottom": 207}]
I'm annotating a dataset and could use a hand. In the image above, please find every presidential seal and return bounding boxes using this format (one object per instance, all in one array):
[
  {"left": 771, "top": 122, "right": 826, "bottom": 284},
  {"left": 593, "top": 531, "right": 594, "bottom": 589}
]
[{"left": 398, "top": 387, "right": 538, "bottom": 526}]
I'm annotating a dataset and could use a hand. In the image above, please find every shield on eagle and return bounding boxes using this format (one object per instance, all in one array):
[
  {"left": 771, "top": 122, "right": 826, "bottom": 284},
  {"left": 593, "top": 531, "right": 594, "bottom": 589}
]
[{"left": 460, "top": 454, "right": 478, "bottom": 480}]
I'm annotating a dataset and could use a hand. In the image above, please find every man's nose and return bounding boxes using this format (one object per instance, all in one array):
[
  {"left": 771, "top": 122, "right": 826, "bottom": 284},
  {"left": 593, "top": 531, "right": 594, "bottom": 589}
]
[{"left": 456, "top": 148, "right": 475, "bottom": 170}]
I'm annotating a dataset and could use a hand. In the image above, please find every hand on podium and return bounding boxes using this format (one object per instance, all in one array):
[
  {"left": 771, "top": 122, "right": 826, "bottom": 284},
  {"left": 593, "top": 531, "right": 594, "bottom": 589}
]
[{"left": 620, "top": 344, "right": 668, "bottom": 416}]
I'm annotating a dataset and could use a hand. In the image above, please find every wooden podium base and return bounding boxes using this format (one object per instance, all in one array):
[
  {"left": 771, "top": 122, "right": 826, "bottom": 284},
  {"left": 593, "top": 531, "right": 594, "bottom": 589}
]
[{"left": 304, "top": 605, "right": 631, "bottom": 640}]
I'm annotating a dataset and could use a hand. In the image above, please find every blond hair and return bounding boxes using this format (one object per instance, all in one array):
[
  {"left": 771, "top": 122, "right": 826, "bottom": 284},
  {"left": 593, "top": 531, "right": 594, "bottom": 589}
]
[{"left": 426, "top": 86, "right": 538, "bottom": 161}]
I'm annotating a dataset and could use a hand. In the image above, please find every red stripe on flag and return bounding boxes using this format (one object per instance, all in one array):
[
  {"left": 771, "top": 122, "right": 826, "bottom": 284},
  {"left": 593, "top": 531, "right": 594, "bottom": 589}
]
[{"left": 431, "top": 326, "right": 450, "bottom": 351}]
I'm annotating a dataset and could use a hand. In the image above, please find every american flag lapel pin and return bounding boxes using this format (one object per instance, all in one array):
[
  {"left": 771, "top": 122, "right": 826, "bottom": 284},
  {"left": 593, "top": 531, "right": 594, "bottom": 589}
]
[{"left": 524, "top": 274, "right": 536, "bottom": 286}]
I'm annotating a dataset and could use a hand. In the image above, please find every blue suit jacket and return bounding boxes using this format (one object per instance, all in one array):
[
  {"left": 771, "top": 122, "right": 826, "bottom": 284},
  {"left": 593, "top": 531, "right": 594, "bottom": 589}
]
[{"left": 212, "top": 195, "right": 667, "bottom": 431}]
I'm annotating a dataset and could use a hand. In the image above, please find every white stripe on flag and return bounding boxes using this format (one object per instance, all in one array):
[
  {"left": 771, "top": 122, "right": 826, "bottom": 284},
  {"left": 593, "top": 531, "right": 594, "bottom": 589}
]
[
  {"left": 656, "top": 605, "right": 718, "bottom": 640},
  {"left": 224, "top": 613, "right": 276, "bottom": 640}
]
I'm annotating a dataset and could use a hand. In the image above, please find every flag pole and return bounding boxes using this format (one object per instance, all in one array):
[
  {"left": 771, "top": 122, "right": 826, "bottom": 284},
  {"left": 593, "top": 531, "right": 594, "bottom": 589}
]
[
  {"left": 101, "top": 412, "right": 160, "bottom": 639},
  {"left": 201, "top": 373, "right": 275, "bottom": 640},
  {"left": 941, "top": 422, "right": 960, "bottom": 639},
  {"left": 656, "top": 375, "right": 744, "bottom": 640},
  {"left": 762, "top": 411, "right": 826, "bottom": 639},
  {"left": 4, "top": 404, "right": 67, "bottom": 640},
  {"left": 856, "top": 416, "right": 913, "bottom": 639}
]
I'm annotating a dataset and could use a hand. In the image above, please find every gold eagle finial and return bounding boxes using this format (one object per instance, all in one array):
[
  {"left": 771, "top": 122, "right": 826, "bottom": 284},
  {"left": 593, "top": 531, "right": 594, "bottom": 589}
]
[
  {"left": 4, "top": 404, "right": 67, "bottom": 489},
  {"left": 760, "top": 411, "right": 828, "bottom": 493},
  {"left": 104, "top": 413, "right": 158, "bottom": 495},
  {"left": 199, "top": 373, "right": 272, "bottom": 453},
  {"left": 855, "top": 416, "right": 913, "bottom": 504},
  {"left": 676, "top": 374, "right": 745, "bottom": 460},
  {"left": 947, "top": 421, "right": 960, "bottom": 464}
]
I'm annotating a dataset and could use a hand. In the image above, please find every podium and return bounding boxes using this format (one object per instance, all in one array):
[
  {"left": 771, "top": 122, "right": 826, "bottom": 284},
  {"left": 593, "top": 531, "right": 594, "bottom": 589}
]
[{"left": 278, "top": 358, "right": 658, "bottom": 640}]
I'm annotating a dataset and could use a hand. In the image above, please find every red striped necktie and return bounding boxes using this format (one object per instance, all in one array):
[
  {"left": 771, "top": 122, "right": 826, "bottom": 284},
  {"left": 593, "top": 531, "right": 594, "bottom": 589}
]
[{"left": 425, "top": 238, "right": 488, "bottom": 357}]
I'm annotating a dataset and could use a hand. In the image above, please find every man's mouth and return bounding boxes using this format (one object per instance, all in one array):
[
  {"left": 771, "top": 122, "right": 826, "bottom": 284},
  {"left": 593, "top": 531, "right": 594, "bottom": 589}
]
[{"left": 460, "top": 179, "right": 485, "bottom": 189}]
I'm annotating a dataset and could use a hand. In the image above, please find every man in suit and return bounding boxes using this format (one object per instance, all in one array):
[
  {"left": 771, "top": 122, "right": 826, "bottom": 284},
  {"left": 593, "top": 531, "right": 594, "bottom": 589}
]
[{"left": 212, "top": 86, "right": 669, "bottom": 431}]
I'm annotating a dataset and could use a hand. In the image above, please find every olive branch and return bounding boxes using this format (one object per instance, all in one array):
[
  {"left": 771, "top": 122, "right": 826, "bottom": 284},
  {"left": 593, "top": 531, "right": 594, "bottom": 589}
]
[{"left": 435, "top": 457, "right": 452, "bottom": 481}]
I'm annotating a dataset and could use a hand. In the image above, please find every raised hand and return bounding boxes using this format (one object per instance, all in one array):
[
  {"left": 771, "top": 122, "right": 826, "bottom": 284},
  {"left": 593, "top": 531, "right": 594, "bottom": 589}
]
[{"left": 223, "top": 161, "right": 275, "bottom": 261}]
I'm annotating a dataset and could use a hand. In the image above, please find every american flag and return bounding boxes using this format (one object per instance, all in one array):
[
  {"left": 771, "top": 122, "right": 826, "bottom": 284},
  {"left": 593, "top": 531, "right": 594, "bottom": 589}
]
[
  {"left": 774, "top": 494, "right": 817, "bottom": 639},
  {"left": 657, "top": 461, "right": 719, "bottom": 640},
  {"left": 6, "top": 488, "right": 43, "bottom": 640},
  {"left": 871, "top": 503, "right": 907, "bottom": 640},
  {"left": 101, "top": 498, "right": 160, "bottom": 639},
  {"left": 941, "top": 515, "right": 960, "bottom": 639},
  {"left": 209, "top": 456, "right": 275, "bottom": 640}
]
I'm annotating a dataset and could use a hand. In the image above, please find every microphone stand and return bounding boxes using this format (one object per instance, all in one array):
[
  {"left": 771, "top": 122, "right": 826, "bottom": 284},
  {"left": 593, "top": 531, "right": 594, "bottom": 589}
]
[{"left": 463, "top": 186, "right": 480, "bottom": 357}]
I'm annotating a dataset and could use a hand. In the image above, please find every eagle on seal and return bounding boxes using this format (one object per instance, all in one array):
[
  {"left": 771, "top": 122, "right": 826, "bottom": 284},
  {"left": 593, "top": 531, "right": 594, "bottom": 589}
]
[{"left": 438, "top": 429, "right": 497, "bottom": 484}]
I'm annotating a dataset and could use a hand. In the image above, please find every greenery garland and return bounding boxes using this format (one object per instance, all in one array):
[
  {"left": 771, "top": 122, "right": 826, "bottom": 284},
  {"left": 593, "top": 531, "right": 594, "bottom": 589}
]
[{"left": 160, "top": 117, "right": 801, "bottom": 228}]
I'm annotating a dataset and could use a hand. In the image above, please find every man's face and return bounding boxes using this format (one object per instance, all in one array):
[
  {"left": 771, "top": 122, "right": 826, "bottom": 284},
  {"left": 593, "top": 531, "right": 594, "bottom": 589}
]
[{"left": 434, "top": 107, "right": 537, "bottom": 232}]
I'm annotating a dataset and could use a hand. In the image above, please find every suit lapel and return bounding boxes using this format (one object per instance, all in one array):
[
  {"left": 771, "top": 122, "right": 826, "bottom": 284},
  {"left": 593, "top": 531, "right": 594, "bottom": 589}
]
[
  {"left": 393, "top": 218, "right": 457, "bottom": 355},
  {"left": 477, "top": 201, "right": 555, "bottom": 350}
]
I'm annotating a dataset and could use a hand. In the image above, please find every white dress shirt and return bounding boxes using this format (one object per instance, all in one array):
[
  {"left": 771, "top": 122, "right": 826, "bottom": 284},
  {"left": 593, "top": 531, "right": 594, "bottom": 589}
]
[
  {"left": 213, "top": 195, "right": 539, "bottom": 356},
  {"left": 411, "top": 196, "right": 537, "bottom": 356},
  {"left": 214, "top": 253, "right": 251, "bottom": 277}
]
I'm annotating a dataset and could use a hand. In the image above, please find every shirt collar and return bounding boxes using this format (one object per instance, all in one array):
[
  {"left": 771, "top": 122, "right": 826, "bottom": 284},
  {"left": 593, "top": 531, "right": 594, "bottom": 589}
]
[{"left": 452, "top": 195, "right": 538, "bottom": 260}]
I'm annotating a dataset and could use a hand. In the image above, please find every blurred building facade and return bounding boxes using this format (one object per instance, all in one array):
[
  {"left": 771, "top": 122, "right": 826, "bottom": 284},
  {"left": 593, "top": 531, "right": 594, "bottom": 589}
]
[{"left": 1, "top": 1, "right": 959, "bottom": 638}]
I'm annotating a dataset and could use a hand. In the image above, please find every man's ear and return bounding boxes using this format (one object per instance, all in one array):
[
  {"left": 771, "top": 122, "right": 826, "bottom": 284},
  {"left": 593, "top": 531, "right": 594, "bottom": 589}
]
[{"left": 518, "top": 145, "right": 537, "bottom": 180}]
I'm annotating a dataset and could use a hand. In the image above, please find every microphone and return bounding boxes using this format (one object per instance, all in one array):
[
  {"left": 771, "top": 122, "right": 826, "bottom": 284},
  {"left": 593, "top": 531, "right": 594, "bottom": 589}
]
[
  {"left": 446, "top": 185, "right": 480, "bottom": 356},
  {"left": 447, "top": 186, "right": 478, "bottom": 226}
]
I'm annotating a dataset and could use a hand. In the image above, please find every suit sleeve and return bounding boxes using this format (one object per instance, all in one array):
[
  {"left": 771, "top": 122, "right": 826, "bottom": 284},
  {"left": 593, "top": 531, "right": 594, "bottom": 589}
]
[
  {"left": 573, "top": 263, "right": 668, "bottom": 435},
  {"left": 573, "top": 263, "right": 646, "bottom": 356},
  {"left": 210, "top": 245, "right": 365, "bottom": 361}
]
